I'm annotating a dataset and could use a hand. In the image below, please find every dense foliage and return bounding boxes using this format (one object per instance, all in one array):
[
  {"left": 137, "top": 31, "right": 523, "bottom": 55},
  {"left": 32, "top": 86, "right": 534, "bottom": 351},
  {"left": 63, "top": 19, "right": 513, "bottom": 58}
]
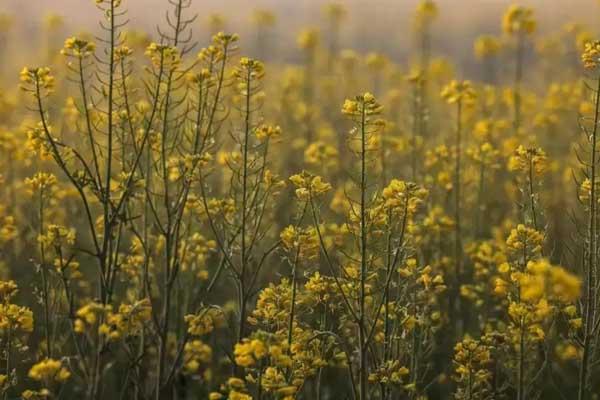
[{"left": 0, "top": 1, "right": 598, "bottom": 399}]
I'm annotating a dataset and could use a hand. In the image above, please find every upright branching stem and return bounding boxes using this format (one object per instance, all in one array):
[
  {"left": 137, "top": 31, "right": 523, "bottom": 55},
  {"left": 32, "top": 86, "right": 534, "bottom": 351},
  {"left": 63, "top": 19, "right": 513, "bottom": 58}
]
[
  {"left": 513, "top": 32, "right": 524, "bottom": 135},
  {"left": 78, "top": 56, "right": 101, "bottom": 187},
  {"left": 101, "top": 0, "right": 116, "bottom": 305},
  {"left": 358, "top": 101, "right": 368, "bottom": 400},
  {"left": 238, "top": 66, "right": 252, "bottom": 343},
  {"left": 517, "top": 316, "right": 526, "bottom": 400},
  {"left": 475, "top": 162, "right": 485, "bottom": 238},
  {"left": 441, "top": 79, "right": 475, "bottom": 340},
  {"left": 410, "top": 80, "right": 423, "bottom": 181},
  {"left": 38, "top": 189, "right": 52, "bottom": 357},
  {"left": 303, "top": 47, "right": 315, "bottom": 143},
  {"left": 416, "top": 11, "right": 432, "bottom": 140},
  {"left": 515, "top": 235, "right": 532, "bottom": 400},
  {"left": 528, "top": 157, "right": 538, "bottom": 231},
  {"left": 454, "top": 99, "right": 463, "bottom": 334},
  {"left": 287, "top": 257, "right": 298, "bottom": 350},
  {"left": 578, "top": 72, "right": 600, "bottom": 400}
]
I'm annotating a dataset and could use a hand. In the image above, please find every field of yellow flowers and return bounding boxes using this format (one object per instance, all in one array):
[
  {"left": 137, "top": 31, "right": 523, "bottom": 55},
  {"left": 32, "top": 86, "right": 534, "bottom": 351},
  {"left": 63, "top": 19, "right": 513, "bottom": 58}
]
[{"left": 1, "top": 0, "right": 600, "bottom": 399}]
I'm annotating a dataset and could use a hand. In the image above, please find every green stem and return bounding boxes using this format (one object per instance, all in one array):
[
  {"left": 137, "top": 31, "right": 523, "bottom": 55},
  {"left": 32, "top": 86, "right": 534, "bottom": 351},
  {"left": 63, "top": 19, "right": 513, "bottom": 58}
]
[
  {"left": 578, "top": 71, "right": 600, "bottom": 400},
  {"left": 359, "top": 101, "right": 368, "bottom": 400}
]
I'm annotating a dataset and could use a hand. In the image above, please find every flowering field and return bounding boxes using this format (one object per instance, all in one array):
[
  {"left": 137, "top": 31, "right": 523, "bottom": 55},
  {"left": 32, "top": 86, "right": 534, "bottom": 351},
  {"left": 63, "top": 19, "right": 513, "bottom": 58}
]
[{"left": 1, "top": 0, "right": 600, "bottom": 399}]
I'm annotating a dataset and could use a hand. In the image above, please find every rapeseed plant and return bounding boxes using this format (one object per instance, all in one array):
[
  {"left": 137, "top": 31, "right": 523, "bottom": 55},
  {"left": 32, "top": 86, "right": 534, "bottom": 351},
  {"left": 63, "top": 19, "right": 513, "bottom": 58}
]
[{"left": 0, "top": 0, "right": 597, "bottom": 399}]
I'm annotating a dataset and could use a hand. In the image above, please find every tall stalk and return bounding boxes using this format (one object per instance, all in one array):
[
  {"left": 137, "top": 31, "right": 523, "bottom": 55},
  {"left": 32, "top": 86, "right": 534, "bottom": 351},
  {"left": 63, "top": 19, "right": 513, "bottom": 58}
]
[
  {"left": 577, "top": 69, "right": 600, "bottom": 400},
  {"left": 155, "top": 1, "right": 186, "bottom": 395},
  {"left": 38, "top": 189, "right": 51, "bottom": 357},
  {"left": 513, "top": 32, "right": 524, "bottom": 135},
  {"left": 358, "top": 100, "right": 368, "bottom": 400},
  {"left": 454, "top": 98, "right": 464, "bottom": 335},
  {"left": 238, "top": 66, "right": 252, "bottom": 343}
]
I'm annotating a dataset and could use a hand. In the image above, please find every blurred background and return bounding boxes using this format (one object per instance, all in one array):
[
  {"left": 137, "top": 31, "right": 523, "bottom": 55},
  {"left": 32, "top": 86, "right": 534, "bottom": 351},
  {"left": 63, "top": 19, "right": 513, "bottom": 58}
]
[{"left": 1, "top": 0, "right": 598, "bottom": 73}]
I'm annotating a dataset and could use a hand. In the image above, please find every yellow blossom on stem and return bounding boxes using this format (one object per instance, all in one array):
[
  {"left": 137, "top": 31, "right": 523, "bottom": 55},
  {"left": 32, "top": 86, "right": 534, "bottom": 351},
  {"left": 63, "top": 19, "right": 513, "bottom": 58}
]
[
  {"left": 502, "top": 5, "right": 536, "bottom": 35},
  {"left": 441, "top": 80, "right": 476, "bottom": 105},
  {"left": 28, "top": 358, "right": 70, "bottom": 383}
]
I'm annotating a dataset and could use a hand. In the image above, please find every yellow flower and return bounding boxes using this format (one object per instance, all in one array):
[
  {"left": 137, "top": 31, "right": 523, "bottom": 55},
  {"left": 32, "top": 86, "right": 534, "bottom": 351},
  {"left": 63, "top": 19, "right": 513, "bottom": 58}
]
[
  {"left": 212, "top": 31, "right": 239, "bottom": 47},
  {"left": 582, "top": 40, "right": 600, "bottom": 69},
  {"left": 474, "top": 35, "right": 501, "bottom": 59},
  {"left": 452, "top": 336, "right": 494, "bottom": 395},
  {"left": 234, "top": 337, "right": 268, "bottom": 367},
  {"left": 145, "top": 43, "right": 181, "bottom": 70},
  {"left": 570, "top": 318, "right": 583, "bottom": 329},
  {"left": 297, "top": 28, "right": 319, "bottom": 50},
  {"left": 441, "top": 80, "right": 476, "bottom": 105},
  {"left": 227, "top": 377, "right": 246, "bottom": 389},
  {"left": 280, "top": 225, "right": 320, "bottom": 262},
  {"left": 115, "top": 45, "right": 133, "bottom": 60},
  {"left": 289, "top": 171, "right": 332, "bottom": 200},
  {"left": 506, "top": 224, "right": 543, "bottom": 255},
  {"left": 185, "top": 308, "right": 223, "bottom": 336},
  {"left": 25, "top": 172, "right": 57, "bottom": 194},
  {"left": 99, "top": 299, "right": 152, "bottom": 341},
  {"left": 0, "top": 303, "right": 34, "bottom": 333},
  {"left": 556, "top": 343, "right": 580, "bottom": 361},
  {"left": 366, "top": 52, "right": 388, "bottom": 71},
  {"left": 19, "top": 67, "right": 55, "bottom": 93},
  {"left": 304, "top": 141, "right": 338, "bottom": 168},
  {"left": 37, "top": 224, "right": 76, "bottom": 249},
  {"left": 74, "top": 301, "right": 109, "bottom": 333},
  {"left": 382, "top": 180, "right": 428, "bottom": 216},
  {"left": 507, "top": 145, "right": 548, "bottom": 176},
  {"left": 494, "top": 278, "right": 509, "bottom": 296},
  {"left": 234, "top": 57, "right": 265, "bottom": 82},
  {"left": 414, "top": 0, "right": 438, "bottom": 29},
  {"left": 183, "top": 340, "right": 213, "bottom": 373},
  {"left": 254, "top": 124, "right": 281, "bottom": 142},
  {"left": 0, "top": 280, "right": 18, "bottom": 301},
  {"left": 251, "top": 9, "right": 276, "bottom": 27},
  {"left": 229, "top": 391, "right": 252, "bottom": 400},
  {"left": 28, "top": 359, "right": 70, "bottom": 383},
  {"left": 342, "top": 92, "right": 383, "bottom": 117},
  {"left": 368, "top": 360, "right": 410, "bottom": 385},
  {"left": 324, "top": 3, "right": 347, "bottom": 23},
  {"left": 549, "top": 266, "right": 581, "bottom": 303},
  {"left": 61, "top": 37, "right": 96, "bottom": 58},
  {"left": 502, "top": 5, "right": 536, "bottom": 35}
]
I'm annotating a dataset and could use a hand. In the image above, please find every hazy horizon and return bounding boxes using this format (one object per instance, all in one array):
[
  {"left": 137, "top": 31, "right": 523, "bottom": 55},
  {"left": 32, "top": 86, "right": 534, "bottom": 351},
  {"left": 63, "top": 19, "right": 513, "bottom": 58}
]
[
  {"left": 2, "top": 1, "right": 595, "bottom": 39},
  {"left": 1, "top": 0, "right": 598, "bottom": 73}
]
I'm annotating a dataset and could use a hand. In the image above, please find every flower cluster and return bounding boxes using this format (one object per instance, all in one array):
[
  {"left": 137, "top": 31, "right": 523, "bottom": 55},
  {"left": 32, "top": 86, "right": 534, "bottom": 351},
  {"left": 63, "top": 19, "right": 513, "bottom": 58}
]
[
  {"left": 61, "top": 37, "right": 96, "bottom": 58},
  {"left": 289, "top": 171, "right": 332, "bottom": 200},
  {"left": 502, "top": 5, "right": 536, "bottom": 35},
  {"left": 441, "top": 80, "right": 477, "bottom": 105}
]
